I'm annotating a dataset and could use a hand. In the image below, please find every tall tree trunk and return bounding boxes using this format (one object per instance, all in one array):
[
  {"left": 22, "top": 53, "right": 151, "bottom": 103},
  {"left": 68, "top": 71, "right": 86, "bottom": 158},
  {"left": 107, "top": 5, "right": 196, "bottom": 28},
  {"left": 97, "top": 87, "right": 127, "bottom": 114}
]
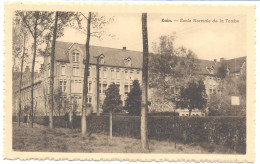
[
  {"left": 96, "top": 57, "right": 100, "bottom": 116},
  {"left": 82, "top": 12, "right": 91, "bottom": 135},
  {"left": 141, "top": 13, "right": 149, "bottom": 151},
  {"left": 30, "top": 40, "right": 36, "bottom": 128},
  {"left": 18, "top": 32, "right": 26, "bottom": 127},
  {"left": 109, "top": 111, "right": 113, "bottom": 139},
  {"left": 49, "top": 12, "right": 59, "bottom": 129},
  {"left": 30, "top": 15, "right": 39, "bottom": 128}
]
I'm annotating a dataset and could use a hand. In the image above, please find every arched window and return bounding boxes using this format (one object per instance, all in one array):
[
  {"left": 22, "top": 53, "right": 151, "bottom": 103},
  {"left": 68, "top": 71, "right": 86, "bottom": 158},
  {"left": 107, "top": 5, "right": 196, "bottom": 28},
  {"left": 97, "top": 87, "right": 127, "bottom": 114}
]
[{"left": 72, "top": 51, "right": 80, "bottom": 62}]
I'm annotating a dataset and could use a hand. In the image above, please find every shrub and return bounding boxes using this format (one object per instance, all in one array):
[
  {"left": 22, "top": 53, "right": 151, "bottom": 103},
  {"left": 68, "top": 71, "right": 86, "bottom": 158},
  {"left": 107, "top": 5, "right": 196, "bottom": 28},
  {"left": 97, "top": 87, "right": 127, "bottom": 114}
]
[
  {"left": 125, "top": 80, "right": 142, "bottom": 115},
  {"left": 15, "top": 115, "right": 246, "bottom": 153}
]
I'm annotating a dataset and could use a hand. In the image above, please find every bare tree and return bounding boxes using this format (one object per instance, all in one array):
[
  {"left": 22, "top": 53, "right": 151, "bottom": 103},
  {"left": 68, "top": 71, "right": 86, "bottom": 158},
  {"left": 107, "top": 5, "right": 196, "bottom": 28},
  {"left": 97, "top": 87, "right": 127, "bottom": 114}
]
[
  {"left": 15, "top": 11, "right": 54, "bottom": 128},
  {"left": 13, "top": 20, "right": 29, "bottom": 126},
  {"left": 141, "top": 13, "right": 149, "bottom": 151},
  {"left": 71, "top": 12, "right": 114, "bottom": 135},
  {"left": 81, "top": 12, "right": 92, "bottom": 135},
  {"left": 18, "top": 32, "right": 28, "bottom": 126},
  {"left": 49, "top": 11, "right": 59, "bottom": 129}
]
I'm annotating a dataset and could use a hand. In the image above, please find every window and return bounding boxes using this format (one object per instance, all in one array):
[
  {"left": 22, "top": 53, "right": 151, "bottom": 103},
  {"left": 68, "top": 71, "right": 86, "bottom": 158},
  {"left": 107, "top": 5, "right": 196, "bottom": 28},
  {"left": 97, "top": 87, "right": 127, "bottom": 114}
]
[
  {"left": 124, "top": 85, "right": 129, "bottom": 94},
  {"left": 103, "top": 84, "right": 107, "bottom": 93},
  {"left": 59, "top": 80, "right": 67, "bottom": 92},
  {"left": 61, "top": 65, "right": 65, "bottom": 76},
  {"left": 71, "top": 80, "right": 82, "bottom": 93},
  {"left": 128, "top": 59, "right": 131, "bottom": 66},
  {"left": 88, "top": 82, "right": 92, "bottom": 93},
  {"left": 76, "top": 53, "right": 79, "bottom": 62},
  {"left": 63, "top": 81, "right": 67, "bottom": 92},
  {"left": 103, "top": 68, "right": 107, "bottom": 78},
  {"left": 72, "top": 52, "right": 80, "bottom": 62},
  {"left": 137, "top": 71, "right": 140, "bottom": 80},
  {"left": 130, "top": 85, "right": 133, "bottom": 91},
  {"left": 116, "top": 70, "right": 120, "bottom": 79},
  {"left": 125, "top": 58, "right": 131, "bottom": 66},
  {"left": 111, "top": 69, "right": 115, "bottom": 79},
  {"left": 59, "top": 81, "right": 63, "bottom": 91},
  {"left": 88, "top": 68, "right": 91, "bottom": 76},
  {"left": 88, "top": 97, "right": 92, "bottom": 103},
  {"left": 100, "top": 56, "right": 104, "bottom": 64},
  {"left": 125, "top": 70, "right": 129, "bottom": 79},
  {"left": 73, "top": 65, "right": 80, "bottom": 76},
  {"left": 130, "top": 71, "right": 134, "bottom": 80},
  {"left": 99, "top": 83, "right": 101, "bottom": 93}
]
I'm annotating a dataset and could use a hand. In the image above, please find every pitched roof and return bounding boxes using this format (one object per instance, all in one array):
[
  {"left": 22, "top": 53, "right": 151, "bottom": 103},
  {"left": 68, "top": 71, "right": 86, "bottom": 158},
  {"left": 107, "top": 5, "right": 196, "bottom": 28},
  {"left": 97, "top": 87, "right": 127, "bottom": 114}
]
[
  {"left": 225, "top": 56, "right": 246, "bottom": 73},
  {"left": 195, "top": 59, "right": 216, "bottom": 75},
  {"left": 53, "top": 41, "right": 143, "bottom": 69},
  {"left": 53, "top": 41, "right": 246, "bottom": 74}
]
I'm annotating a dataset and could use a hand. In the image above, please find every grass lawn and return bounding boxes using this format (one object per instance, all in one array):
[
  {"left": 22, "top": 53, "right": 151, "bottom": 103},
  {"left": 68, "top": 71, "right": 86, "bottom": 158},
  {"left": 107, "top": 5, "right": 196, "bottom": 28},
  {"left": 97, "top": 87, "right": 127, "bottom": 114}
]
[{"left": 12, "top": 122, "right": 237, "bottom": 153}]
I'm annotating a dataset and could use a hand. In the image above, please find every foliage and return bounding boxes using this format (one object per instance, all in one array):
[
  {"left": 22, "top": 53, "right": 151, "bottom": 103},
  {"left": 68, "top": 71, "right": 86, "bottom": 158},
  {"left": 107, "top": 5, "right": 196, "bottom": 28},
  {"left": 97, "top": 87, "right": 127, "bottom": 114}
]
[
  {"left": 53, "top": 88, "right": 70, "bottom": 116},
  {"left": 148, "top": 34, "right": 198, "bottom": 112},
  {"left": 180, "top": 79, "right": 207, "bottom": 115},
  {"left": 217, "top": 62, "right": 227, "bottom": 78},
  {"left": 102, "top": 83, "right": 122, "bottom": 113},
  {"left": 208, "top": 72, "right": 246, "bottom": 116},
  {"left": 23, "top": 105, "right": 31, "bottom": 115},
  {"left": 149, "top": 34, "right": 198, "bottom": 87},
  {"left": 208, "top": 62, "right": 246, "bottom": 116},
  {"left": 126, "top": 80, "right": 142, "bottom": 115}
]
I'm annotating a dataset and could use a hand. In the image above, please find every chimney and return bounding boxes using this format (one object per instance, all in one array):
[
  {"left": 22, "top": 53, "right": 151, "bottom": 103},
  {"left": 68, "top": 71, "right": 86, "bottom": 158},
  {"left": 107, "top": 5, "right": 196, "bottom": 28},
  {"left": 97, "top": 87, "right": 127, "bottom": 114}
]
[
  {"left": 220, "top": 58, "right": 225, "bottom": 62},
  {"left": 214, "top": 59, "right": 217, "bottom": 63},
  {"left": 123, "top": 46, "right": 126, "bottom": 51}
]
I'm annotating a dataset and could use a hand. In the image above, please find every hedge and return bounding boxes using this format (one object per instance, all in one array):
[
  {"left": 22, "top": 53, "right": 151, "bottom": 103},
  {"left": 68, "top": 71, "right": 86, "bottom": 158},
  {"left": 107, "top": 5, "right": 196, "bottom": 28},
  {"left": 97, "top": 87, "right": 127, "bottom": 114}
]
[{"left": 13, "top": 115, "right": 246, "bottom": 153}]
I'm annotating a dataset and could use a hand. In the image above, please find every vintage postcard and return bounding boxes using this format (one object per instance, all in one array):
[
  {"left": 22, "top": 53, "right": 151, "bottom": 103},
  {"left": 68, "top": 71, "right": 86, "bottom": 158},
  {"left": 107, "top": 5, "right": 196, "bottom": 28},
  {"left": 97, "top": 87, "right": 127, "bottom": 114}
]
[{"left": 4, "top": 2, "right": 255, "bottom": 162}]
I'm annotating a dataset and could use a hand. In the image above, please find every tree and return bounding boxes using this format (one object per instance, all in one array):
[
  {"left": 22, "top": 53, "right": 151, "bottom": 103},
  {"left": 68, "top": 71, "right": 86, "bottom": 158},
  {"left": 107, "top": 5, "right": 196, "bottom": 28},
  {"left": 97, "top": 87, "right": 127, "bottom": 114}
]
[
  {"left": 72, "top": 12, "right": 114, "bottom": 135},
  {"left": 102, "top": 83, "right": 122, "bottom": 139},
  {"left": 180, "top": 79, "right": 207, "bottom": 116},
  {"left": 13, "top": 19, "right": 29, "bottom": 126},
  {"left": 49, "top": 11, "right": 59, "bottom": 129},
  {"left": 35, "top": 11, "right": 76, "bottom": 128},
  {"left": 150, "top": 36, "right": 198, "bottom": 87},
  {"left": 208, "top": 66, "right": 246, "bottom": 116},
  {"left": 126, "top": 80, "right": 142, "bottom": 115},
  {"left": 53, "top": 88, "right": 69, "bottom": 116},
  {"left": 141, "top": 13, "right": 149, "bottom": 151},
  {"left": 81, "top": 12, "right": 92, "bottom": 136},
  {"left": 217, "top": 62, "right": 227, "bottom": 78},
  {"left": 15, "top": 11, "right": 54, "bottom": 128},
  {"left": 149, "top": 35, "right": 198, "bottom": 112}
]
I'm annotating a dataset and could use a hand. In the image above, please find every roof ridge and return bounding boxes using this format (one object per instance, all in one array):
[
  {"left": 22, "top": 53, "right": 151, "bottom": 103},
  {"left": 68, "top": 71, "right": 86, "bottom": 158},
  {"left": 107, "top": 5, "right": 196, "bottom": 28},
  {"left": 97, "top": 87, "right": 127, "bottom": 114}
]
[{"left": 56, "top": 40, "right": 143, "bottom": 54}]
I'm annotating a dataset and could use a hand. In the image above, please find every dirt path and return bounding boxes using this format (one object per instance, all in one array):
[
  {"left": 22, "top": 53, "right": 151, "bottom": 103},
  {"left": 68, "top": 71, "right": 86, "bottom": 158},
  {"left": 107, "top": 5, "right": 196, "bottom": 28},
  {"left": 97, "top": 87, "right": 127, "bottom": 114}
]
[{"left": 12, "top": 123, "right": 236, "bottom": 153}]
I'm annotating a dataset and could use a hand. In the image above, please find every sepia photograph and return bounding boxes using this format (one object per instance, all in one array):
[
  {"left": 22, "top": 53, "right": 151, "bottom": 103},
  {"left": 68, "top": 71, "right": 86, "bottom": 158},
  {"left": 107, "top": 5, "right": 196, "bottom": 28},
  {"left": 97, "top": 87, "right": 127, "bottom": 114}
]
[{"left": 4, "top": 2, "right": 255, "bottom": 162}]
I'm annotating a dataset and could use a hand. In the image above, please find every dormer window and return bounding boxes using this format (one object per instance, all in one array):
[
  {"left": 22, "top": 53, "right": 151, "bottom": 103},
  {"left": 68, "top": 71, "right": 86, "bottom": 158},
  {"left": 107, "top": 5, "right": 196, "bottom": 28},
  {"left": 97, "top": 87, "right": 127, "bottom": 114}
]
[
  {"left": 99, "top": 54, "right": 105, "bottom": 64},
  {"left": 206, "top": 66, "right": 214, "bottom": 74},
  {"left": 100, "top": 57, "right": 104, "bottom": 64},
  {"left": 72, "top": 51, "right": 80, "bottom": 62},
  {"left": 124, "top": 57, "right": 131, "bottom": 67}
]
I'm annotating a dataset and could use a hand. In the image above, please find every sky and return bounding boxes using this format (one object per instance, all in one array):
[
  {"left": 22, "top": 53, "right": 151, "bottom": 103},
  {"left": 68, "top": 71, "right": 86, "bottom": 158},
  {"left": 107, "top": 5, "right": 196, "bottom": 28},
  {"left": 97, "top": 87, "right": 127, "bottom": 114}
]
[{"left": 58, "top": 12, "right": 246, "bottom": 61}]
